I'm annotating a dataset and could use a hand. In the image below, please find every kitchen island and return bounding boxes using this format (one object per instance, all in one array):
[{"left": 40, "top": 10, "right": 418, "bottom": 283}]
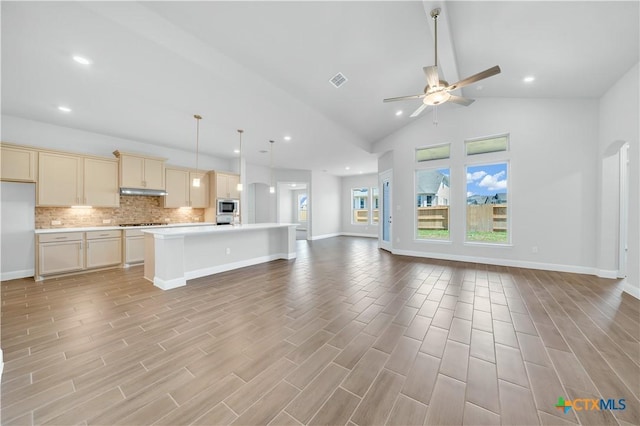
[{"left": 142, "top": 223, "right": 297, "bottom": 290}]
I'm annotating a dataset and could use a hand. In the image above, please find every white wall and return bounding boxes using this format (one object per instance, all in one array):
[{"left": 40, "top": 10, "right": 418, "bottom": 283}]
[
  {"left": 599, "top": 62, "right": 639, "bottom": 298},
  {"left": 2, "top": 115, "right": 233, "bottom": 171},
  {"left": 277, "top": 185, "right": 294, "bottom": 224},
  {"left": 310, "top": 171, "right": 341, "bottom": 239},
  {"left": 1, "top": 182, "right": 36, "bottom": 280},
  {"left": 341, "top": 173, "right": 378, "bottom": 237},
  {"left": 374, "top": 98, "right": 600, "bottom": 274}
]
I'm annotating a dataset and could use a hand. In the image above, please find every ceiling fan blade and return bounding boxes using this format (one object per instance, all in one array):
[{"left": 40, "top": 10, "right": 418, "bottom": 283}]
[
  {"left": 447, "top": 65, "right": 501, "bottom": 91},
  {"left": 423, "top": 66, "right": 440, "bottom": 89},
  {"left": 383, "top": 94, "right": 424, "bottom": 103},
  {"left": 448, "top": 95, "right": 475, "bottom": 106},
  {"left": 409, "top": 103, "right": 428, "bottom": 118}
]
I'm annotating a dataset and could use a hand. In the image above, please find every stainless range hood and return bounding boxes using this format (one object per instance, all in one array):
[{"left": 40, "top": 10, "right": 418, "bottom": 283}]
[{"left": 120, "top": 188, "right": 168, "bottom": 196}]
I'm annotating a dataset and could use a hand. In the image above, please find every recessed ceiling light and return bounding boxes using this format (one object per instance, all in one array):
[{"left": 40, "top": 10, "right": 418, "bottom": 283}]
[
  {"left": 284, "top": 136, "right": 291, "bottom": 141},
  {"left": 72, "top": 55, "right": 92, "bottom": 65},
  {"left": 58, "top": 106, "right": 72, "bottom": 113},
  {"left": 523, "top": 76, "right": 535, "bottom": 83},
  {"left": 395, "top": 110, "right": 403, "bottom": 116},
  {"left": 291, "top": 183, "right": 297, "bottom": 187},
  {"left": 345, "top": 166, "right": 350, "bottom": 170},
  {"left": 359, "top": 171, "right": 363, "bottom": 174},
  {"left": 234, "top": 149, "right": 240, "bottom": 153}
]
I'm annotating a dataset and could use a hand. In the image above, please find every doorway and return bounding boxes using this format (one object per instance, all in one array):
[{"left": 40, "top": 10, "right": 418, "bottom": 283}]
[
  {"left": 379, "top": 170, "right": 392, "bottom": 252},
  {"left": 619, "top": 143, "right": 629, "bottom": 278},
  {"left": 277, "top": 182, "right": 309, "bottom": 240}
]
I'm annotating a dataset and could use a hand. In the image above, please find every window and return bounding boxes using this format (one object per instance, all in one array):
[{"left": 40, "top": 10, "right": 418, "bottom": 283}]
[
  {"left": 416, "top": 168, "right": 450, "bottom": 240},
  {"left": 298, "top": 194, "right": 307, "bottom": 222},
  {"left": 372, "top": 187, "right": 379, "bottom": 224},
  {"left": 466, "top": 163, "right": 508, "bottom": 243},
  {"left": 416, "top": 144, "right": 450, "bottom": 162},
  {"left": 352, "top": 188, "right": 369, "bottom": 224},
  {"left": 466, "top": 135, "right": 508, "bottom": 156}
]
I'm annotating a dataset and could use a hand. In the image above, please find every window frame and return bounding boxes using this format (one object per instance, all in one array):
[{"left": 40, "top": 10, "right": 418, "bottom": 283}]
[{"left": 351, "top": 187, "right": 370, "bottom": 225}]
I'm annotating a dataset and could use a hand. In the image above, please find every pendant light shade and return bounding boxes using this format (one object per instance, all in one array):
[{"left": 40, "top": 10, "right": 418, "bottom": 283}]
[
  {"left": 192, "top": 114, "right": 202, "bottom": 187},
  {"left": 237, "top": 129, "right": 243, "bottom": 192},
  {"left": 269, "top": 140, "right": 275, "bottom": 194}
]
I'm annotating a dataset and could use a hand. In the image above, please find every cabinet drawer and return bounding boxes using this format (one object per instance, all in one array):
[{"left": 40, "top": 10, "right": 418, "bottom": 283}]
[
  {"left": 86, "top": 230, "right": 122, "bottom": 240},
  {"left": 125, "top": 229, "right": 144, "bottom": 237},
  {"left": 39, "top": 232, "right": 83, "bottom": 243}
]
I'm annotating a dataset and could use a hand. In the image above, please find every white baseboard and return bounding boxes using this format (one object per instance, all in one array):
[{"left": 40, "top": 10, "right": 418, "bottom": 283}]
[
  {"left": 0, "top": 348, "right": 3, "bottom": 377},
  {"left": 622, "top": 279, "right": 640, "bottom": 300},
  {"left": 310, "top": 232, "right": 341, "bottom": 241},
  {"left": 1, "top": 268, "right": 34, "bottom": 281},
  {"left": 596, "top": 269, "right": 619, "bottom": 279},
  {"left": 392, "top": 248, "right": 600, "bottom": 276},
  {"left": 153, "top": 276, "right": 186, "bottom": 291},
  {"left": 340, "top": 232, "right": 378, "bottom": 238}
]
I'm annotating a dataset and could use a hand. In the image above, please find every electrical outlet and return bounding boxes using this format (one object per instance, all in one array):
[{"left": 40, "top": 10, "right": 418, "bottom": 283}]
[
  {"left": 102, "top": 219, "right": 111, "bottom": 224},
  {"left": 531, "top": 246, "right": 539, "bottom": 253},
  {"left": 226, "top": 248, "right": 231, "bottom": 255},
  {"left": 164, "top": 218, "right": 171, "bottom": 222},
  {"left": 51, "top": 220, "right": 61, "bottom": 225},
  {"left": 193, "top": 217, "right": 200, "bottom": 221}
]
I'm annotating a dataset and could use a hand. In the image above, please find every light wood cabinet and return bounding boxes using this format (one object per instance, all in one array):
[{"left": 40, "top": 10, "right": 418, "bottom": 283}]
[
  {"left": 38, "top": 233, "right": 84, "bottom": 277},
  {"left": 125, "top": 230, "right": 145, "bottom": 265},
  {"left": 36, "top": 230, "right": 122, "bottom": 280},
  {"left": 114, "top": 151, "right": 166, "bottom": 190},
  {"left": 83, "top": 158, "right": 119, "bottom": 207},
  {"left": 164, "top": 168, "right": 208, "bottom": 208},
  {"left": 215, "top": 172, "right": 240, "bottom": 199},
  {"left": 86, "top": 230, "right": 122, "bottom": 269},
  {"left": 38, "top": 152, "right": 119, "bottom": 207},
  {"left": 37, "top": 152, "right": 83, "bottom": 206},
  {"left": 1, "top": 145, "right": 37, "bottom": 182}
]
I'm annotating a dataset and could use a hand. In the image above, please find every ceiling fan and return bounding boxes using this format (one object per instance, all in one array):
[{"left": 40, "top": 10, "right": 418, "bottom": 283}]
[{"left": 384, "top": 8, "right": 501, "bottom": 118}]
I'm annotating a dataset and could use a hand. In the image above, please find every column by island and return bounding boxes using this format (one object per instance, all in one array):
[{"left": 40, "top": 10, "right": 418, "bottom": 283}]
[{"left": 142, "top": 223, "right": 298, "bottom": 290}]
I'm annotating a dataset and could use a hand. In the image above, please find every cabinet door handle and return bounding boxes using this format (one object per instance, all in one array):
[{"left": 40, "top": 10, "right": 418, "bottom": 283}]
[
  {"left": 99, "top": 233, "right": 110, "bottom": 236},
  {"left": 55, "top": 236, "right": 67, "bottom": 240}
]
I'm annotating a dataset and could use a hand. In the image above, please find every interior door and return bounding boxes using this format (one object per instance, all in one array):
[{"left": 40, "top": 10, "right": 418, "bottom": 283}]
[{"left": 379, "top": 170, "right": 392, "bottom": 252}]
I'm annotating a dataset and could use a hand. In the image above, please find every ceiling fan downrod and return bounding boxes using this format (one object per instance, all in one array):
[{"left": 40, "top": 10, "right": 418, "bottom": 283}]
[{"left": 431, "top": 8, "right": 440, "bottom": 68}]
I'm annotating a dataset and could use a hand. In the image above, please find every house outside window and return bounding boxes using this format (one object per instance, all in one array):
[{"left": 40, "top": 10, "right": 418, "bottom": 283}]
[
  {"left": 352, "top": 188, "right": 369, "bottom": 224},
  {"left": 372, "top": 187, "right": 379, "bottom": 224},
  {"left": 416, "top": 168, "right": 450, "bottom": 240},
  {"left": 298, "top": 194, "right": 307, "bottom": 222}
]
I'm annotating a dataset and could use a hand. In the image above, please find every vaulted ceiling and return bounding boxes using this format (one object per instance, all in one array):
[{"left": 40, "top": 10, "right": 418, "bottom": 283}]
[{"left": 2, "top": 1, "right": 638, "bottom": 175}]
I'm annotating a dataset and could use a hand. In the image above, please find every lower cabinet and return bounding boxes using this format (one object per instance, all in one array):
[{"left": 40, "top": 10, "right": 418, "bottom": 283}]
[
  {"left": 124, "top": 229, "right": 145, "bottom": 264},
  {"left": 37, "top": 230, "right": 122, "bottom": 280},
  {"left": 86, "top": 230, "right": 122, "bottom": 269}
]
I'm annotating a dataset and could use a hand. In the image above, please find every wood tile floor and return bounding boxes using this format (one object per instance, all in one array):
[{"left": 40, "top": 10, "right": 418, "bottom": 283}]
[{"left": 1, "top": 236, "right": 639, "bottom": 425}]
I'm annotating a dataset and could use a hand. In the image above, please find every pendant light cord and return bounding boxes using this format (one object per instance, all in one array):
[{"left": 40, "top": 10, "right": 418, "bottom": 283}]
[{"left": 194, "top": 114, "right": 202, "bottom": 176}]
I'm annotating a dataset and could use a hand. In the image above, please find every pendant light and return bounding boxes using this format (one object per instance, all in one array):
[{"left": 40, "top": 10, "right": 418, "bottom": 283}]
[
  {"left": 192, "top": 114, "right": 202, "bottom": 187},
  {"left": 236, "top": 129, "right": 243, "bottom": 192},
  {"left": 269, "top": 140, "right": 275, "bottom": 194}
]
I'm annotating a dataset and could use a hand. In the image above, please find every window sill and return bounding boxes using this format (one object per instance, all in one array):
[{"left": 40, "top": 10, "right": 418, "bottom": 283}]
[{"left": 464, "top": 241, "right": 513, "bottom": 248}]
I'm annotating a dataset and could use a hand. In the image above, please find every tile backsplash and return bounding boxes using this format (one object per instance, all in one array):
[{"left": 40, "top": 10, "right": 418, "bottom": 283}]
[{"left": 36, "top": 196, "right": 205, "bottom": 229}]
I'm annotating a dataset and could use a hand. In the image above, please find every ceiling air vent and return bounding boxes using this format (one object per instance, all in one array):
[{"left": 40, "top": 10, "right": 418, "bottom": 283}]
[{"left": 329, "top": 72, "right": 348, "bottom": 88}]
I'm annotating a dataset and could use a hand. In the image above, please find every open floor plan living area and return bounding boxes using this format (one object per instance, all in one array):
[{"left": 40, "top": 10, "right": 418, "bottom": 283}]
[{"left": 1, "top": 1, "right": 638, "bottom": 425}]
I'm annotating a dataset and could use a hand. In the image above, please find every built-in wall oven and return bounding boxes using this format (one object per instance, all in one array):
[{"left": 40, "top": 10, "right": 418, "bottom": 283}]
[{"left": 217, "top": 199, "right": 239, "bottom": 225}]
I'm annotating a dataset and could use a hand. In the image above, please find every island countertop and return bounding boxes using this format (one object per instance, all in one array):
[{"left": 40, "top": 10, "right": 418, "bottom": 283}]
[
  {"left": 141, "top": 223, "right": 298, "bottom": 238},
  {"left": 143, "top": 223, "right": 298, "bottom": 290}
]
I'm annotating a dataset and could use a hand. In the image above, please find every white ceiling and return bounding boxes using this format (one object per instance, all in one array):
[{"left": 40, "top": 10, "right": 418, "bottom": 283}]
[{"left": 2, "top": 1, "right": 638, "bottom": 176}]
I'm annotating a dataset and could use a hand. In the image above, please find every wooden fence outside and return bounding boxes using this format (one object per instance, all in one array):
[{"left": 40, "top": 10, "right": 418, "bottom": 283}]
[{"left": 417, "top": 205, "right": 507, "bottom": 231}]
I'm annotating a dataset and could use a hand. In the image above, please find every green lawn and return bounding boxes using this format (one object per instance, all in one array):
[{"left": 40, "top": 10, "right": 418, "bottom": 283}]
[{"left": 418, "top": 229, "right": 508, "bottom": 243}]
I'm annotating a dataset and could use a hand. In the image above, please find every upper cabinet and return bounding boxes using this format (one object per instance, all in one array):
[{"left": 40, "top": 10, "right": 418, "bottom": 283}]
[
  {"left": 38, "top": 152, "right": 119, "bottom": 207},
  {"left": 164, "top": 168, "right": 208, "bottom": 208},
  {"left": 1, "top": 144, "right": 37, "bottom": 182},
  {"left": 84, "top": 158, "right": 119, "bottom": 207},
  {"left": 37, "top": 152, "right": 83, "bottom": 206},
  {"left": 215, "top": 172, "right": 240, "bottom": 199},
  {"left": 113, "top": 151, "right": 166, "bottom": 190}
]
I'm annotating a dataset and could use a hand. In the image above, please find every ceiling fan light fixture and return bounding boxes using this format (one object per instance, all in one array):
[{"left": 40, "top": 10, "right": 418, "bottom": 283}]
[{"left": 423, "top": 90, "right": 451, "bottom": 106}]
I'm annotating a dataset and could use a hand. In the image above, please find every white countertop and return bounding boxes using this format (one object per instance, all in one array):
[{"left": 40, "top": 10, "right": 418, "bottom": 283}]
[
  {"left": 35, "top": 222, "right": 216, "bottom": 234},
  {"left": 142, "top": 223, "right": 298, "bottom": 238}
]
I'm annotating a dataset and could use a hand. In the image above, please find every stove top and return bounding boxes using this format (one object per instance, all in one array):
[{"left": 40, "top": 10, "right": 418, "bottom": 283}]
[{"left": 119, "top": 223, "right": 166, "bottom": 227}]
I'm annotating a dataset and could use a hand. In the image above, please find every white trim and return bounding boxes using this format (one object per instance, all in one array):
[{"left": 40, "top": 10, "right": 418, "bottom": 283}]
[
  {"left": 185, "top": 253, "right": 293, "bottom": 280},
  {"left": 310, "top": 233, "right": 341, "bottom": 241},
  {"left": 1, "top": 269, "right": 34, "bottom": 281},
  {"left": 597, "top": 269, "right": 619, "bottom": 279},
  {"left": 0, "top": 349, "right": 4, "bottom": 377},
  {"left": 153, "top": 276, "right": 187, "bottom": 291},
  {"left": 341, "top": 232, "right": 377, "bottom": 238},
  {"left": 392, "top": 248, "right": 599, "bottom": 276},
  {"left": 622, "top": 279, "right": 640, "bottom": 300}
]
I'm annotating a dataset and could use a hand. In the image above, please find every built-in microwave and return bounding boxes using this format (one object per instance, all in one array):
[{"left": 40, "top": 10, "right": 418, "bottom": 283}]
[{"left": 217, "top": 199, "right": 239, "bottom": 215}]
